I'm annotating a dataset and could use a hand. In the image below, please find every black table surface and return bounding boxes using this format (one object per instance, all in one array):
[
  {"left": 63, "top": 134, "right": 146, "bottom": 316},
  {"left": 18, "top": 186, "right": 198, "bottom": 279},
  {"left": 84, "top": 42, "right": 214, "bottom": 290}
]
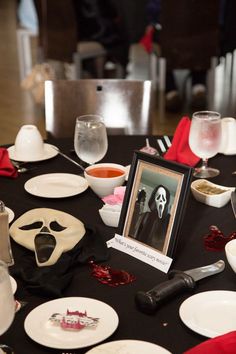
[{"left": 1, "top": 135, "right": 236, "bottom": 354}]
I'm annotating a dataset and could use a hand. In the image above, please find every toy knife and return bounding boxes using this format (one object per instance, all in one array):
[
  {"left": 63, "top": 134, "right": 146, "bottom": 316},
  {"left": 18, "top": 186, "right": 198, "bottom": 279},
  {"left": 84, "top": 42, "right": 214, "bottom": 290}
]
[{"left": 135, "top": 260, "right": 225, "bottom": 314}]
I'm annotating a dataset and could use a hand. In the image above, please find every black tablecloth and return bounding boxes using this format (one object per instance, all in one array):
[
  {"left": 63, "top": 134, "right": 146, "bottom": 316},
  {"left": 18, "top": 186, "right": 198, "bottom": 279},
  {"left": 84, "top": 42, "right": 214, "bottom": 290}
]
[{"left": 1, "top": 136, "right": 236, "bottom": 354}]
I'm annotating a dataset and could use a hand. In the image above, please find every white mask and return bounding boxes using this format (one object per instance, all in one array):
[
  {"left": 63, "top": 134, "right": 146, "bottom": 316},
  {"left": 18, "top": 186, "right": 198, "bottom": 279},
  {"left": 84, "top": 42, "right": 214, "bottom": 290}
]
[
  {"left": 155, "top": 186, "right": 167, "bottom": 219},
  {"left": 10, "top": 208, "right": 85, "bottom": 267}
]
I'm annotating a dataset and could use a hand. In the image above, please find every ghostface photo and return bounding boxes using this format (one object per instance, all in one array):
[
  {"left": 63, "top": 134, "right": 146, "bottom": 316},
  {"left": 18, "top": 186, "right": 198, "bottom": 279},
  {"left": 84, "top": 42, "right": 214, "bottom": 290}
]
[{"left": 118, "top": 152, "right": 193, "bottom": 257}]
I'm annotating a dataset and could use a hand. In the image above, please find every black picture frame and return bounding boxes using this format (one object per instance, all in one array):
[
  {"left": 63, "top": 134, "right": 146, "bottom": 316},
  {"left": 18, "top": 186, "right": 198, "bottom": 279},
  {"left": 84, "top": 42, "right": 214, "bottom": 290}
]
[{"left": 118, "top": 151, "right": 193, "bottom": 258}]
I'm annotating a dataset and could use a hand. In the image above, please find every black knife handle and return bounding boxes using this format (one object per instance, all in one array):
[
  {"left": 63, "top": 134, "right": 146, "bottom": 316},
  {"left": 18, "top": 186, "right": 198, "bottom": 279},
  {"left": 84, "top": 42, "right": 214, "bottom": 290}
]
[{"left": 135, "top": 271, "right": 196, "bottom": 314}]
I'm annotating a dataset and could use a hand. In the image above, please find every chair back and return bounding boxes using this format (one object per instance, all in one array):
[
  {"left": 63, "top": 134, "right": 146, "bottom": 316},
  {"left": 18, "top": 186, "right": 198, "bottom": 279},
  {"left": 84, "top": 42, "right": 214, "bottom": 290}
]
[
  {"left": 45, "top": 79, "right": 154, "bottom": 138},
  {"left": 159, "top": 0, "right": 220, "bottom": 70}
]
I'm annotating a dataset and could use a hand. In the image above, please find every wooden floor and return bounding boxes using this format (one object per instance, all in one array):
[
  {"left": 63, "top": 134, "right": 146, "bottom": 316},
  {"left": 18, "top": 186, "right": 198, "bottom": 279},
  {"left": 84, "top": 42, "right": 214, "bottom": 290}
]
[{"left": 1, "top": 0, "right": 236, "bottom": 146}]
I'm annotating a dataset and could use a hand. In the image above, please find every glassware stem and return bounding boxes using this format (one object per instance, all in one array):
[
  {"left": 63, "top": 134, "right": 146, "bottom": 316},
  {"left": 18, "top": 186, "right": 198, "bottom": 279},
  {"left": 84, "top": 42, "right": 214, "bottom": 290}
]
[{"left": 194, "top": 158, "right": 220, "bottom": 178}]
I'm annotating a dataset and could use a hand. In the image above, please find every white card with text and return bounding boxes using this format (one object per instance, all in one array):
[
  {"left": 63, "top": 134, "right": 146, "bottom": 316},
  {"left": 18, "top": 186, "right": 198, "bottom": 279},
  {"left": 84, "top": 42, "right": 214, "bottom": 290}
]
[{"left": 107, "top": 234, "right": 173, "bottom": 273}]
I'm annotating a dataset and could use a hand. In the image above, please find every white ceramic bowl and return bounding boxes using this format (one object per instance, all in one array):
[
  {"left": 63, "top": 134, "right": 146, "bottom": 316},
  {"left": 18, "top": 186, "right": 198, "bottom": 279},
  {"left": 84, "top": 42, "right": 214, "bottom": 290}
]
[
  {"left": 191, "top": 179, "right": 235, "bottom": 208},
  {"left": 84, "top": 163, "right": 126, "bottom": 198},
  {"left": 99, "top": 204, "right": 121, "bottom": 227},
  {"left": 225, "top": 239, "right": 236, "bottom": 273},
  {"left": 14, "top": 124, "right": 44, "bottom": 160}
]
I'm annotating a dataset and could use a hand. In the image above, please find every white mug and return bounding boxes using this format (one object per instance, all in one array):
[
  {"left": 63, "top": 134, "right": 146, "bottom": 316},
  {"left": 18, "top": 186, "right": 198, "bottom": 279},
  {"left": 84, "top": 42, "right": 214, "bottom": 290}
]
[
  {"left": 219, "top": 117, "right": 236, "bottom": 155},
  {"left": 14, "top": 125, "right": 44, "bottom": 160}
]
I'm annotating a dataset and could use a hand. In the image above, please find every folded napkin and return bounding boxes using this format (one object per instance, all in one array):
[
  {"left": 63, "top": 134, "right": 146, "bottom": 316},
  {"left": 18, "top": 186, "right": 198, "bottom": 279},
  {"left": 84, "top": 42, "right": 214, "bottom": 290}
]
[
  {"left": 0, "top": 148, "right": 18, "bottom": 178},
  {"left": 139, "top": 27, "right": 154, "bottom": 53},
  {"left": 11, "top": 225, "right": 109, "bottom": 298},
  {"left": 164, "top": 116, "right": 200, "bottom": 167},
  {"left": 184, "top": 331, "right": 236, "bottom": 354}
]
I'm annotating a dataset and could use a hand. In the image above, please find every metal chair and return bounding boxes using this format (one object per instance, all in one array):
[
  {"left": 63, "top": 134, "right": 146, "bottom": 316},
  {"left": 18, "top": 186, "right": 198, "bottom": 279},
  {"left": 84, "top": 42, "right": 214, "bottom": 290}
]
[{"left": 44, "top": 79, "right": 154, "bottom": 138}]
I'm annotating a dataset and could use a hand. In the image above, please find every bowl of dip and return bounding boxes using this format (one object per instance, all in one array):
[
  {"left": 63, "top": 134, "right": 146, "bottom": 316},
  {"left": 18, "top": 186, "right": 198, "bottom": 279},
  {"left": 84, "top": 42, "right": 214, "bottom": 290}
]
[
  {"left": 84, "top": 163, "right": 126, "bottom": 198},
  {"left": 191, "top": 179, "right": 235, "bottom": 208}
]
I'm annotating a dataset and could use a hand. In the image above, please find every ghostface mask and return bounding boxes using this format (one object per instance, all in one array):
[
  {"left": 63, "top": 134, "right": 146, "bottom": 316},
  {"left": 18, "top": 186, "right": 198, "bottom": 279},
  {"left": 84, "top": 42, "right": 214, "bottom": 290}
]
[{"left": 10, "top": 208, "right": 85, "bottom": 267}]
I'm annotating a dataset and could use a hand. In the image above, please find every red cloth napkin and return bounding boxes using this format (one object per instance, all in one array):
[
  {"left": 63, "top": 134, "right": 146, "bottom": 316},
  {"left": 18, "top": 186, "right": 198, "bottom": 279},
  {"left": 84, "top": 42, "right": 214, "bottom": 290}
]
[
  {"left": 184, "top": 331, "right": 236, "bottom": 354},
  {"left": 0, "top": 148, "right": 18, "bottom": 178},
  {"left": 164, "top": 116, "right": 200, "bottom": 167},
  {"left": 139, "top": 27, "right": 154, "bottom": 53}
]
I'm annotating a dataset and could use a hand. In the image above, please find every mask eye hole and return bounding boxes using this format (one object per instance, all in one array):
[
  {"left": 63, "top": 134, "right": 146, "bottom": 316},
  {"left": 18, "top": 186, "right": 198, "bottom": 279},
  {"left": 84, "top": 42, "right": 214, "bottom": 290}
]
[
  {"left": 50, "top": 221, "right": 67, "bottom": 232},
  {"left": 19, "top": 221, "right": 43, "bottom": 230}
]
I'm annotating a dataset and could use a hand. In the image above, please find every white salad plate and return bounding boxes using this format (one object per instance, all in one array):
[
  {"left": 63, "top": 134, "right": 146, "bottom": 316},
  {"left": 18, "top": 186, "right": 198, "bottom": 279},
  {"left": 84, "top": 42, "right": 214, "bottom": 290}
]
[
  {"left": 6, "top": 207, "right": 14, "bottom": 223},
  {"left": 179, "top": 290, "right": 236, "bottom": 338},
  {"left": 24, "top": 173, "right": 88, "bottom": 198},
  {"left": 7, "top": 143, "right": 58, "bottom": 162},
  {"left": 24, "top": 297, "right": 119, "bottom": 350},
  {"left": 85, "top": 340, "right": 172, "bottom": 354},
  {"left": 10, "top": 276, "right": 17, "bottom": 294}
]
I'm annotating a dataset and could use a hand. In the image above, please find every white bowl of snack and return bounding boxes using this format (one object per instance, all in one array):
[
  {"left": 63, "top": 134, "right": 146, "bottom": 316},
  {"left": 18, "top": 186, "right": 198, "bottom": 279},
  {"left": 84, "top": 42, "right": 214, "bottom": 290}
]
[
  {"left": 191, "top": 179, "right": 235, "bottom": 208},
  {"left": 99, "top": 204, "right": 121, "bottom": 227}
]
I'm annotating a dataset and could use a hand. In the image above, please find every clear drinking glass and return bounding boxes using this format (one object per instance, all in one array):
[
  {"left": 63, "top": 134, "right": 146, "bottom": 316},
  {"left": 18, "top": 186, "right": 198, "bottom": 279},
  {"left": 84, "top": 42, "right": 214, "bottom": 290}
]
[
  {"left": 74, "top": 115, "right": 108, "bottom": 165},
  {"left": 189, "top": 111, "right": 222, "bottom": 178},
  {"left": 0, "top": 260, "right": 15, "bottom": 353}
]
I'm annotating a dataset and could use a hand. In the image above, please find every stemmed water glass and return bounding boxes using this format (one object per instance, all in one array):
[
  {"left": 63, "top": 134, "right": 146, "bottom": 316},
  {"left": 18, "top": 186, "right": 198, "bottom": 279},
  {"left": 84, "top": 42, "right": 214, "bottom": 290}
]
[
  {"left": 74, "top": 114, "right": 108, "bottom": 166},
  {"left": 0, "top": 260, "right": 15, "bottom": 353},
  {"left": 189, "top": 110, "right": 222, "bottom": 178}
]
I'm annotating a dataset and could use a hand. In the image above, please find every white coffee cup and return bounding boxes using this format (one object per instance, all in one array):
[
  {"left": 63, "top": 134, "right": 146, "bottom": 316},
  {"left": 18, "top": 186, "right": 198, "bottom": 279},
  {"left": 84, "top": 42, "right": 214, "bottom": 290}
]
[
  {"left": 225, "top": 239, "right": 236, "bottom": 273},
  {"left": 219, "top": 117, "right": 236, "bottom": 155},
  {"left": 14, "top": 125, "right": 44, "bottom": 160}
]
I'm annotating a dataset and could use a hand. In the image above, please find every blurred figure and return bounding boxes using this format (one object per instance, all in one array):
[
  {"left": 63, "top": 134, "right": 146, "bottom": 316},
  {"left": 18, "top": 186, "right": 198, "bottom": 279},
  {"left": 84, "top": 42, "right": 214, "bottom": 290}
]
[
  {"left": 74, "top": 0, "right": 130, "bottom": 77},
  {"left": 220, "top": 0, "right": 236, "bottom": 56},
  {"left": 17, "top": 0, "right": 38, "bottom": 33},
  {"left": 146, "top": 0, "right": 217, "bottom": 112}
]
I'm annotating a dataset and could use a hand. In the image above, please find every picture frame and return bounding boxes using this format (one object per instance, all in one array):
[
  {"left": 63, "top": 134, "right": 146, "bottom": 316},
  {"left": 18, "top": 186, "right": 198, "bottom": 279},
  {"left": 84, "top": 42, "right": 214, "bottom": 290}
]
[{"left": 118, "top": 151, "right": 193, "bottom": 258}]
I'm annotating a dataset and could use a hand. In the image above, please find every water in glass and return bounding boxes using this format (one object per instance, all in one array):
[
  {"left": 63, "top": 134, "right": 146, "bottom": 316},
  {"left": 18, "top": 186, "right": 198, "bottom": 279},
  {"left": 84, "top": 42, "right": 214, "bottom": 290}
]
[
  {"left": 189, "top": 111, "right": 221, "bottom": 178},
  {"left": 0, "top": 261, "right": 15, "bottom": 336},
  {"left": 74, "top": 115, "right": 108, "bottom": 165}
]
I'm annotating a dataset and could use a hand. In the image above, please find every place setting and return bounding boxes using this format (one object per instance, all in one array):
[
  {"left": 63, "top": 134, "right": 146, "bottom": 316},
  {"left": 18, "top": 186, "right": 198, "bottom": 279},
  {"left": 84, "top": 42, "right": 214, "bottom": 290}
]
[{"left": 7, "top": 124, "right": 58, "bottom": 163}]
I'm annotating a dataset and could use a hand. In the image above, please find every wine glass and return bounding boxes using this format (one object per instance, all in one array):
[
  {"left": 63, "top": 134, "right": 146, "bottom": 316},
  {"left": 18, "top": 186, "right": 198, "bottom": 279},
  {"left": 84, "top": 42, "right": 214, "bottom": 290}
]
[
  {"left": 74, "top": 114, "right": 108, "bottom": 165},
  {"left": 0, "top": 260, "right": 15, "bottom": 353},
  {"left": 189, "top": 110, "right": 222, "bottom": 178}
]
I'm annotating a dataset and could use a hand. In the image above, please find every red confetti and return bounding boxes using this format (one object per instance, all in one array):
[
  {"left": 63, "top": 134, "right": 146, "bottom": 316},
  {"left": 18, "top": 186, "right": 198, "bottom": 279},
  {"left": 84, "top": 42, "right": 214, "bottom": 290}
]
[
  {"left": 204, "top": 225, "right": 236, "bottom": 251},
  {"left": 89, "top": 261, "right": 136, "bottom": 287}
]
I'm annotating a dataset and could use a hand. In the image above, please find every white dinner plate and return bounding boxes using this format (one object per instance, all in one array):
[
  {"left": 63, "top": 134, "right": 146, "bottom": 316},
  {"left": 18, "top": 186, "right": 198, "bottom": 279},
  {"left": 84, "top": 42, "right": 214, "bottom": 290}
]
[
  {"left": 24, "top": 297, "right": 119, "bottom": 350},
  {"left": 24, "top": 173, "right": 88, "bottom": 198},
  {"left": 179, "top": 290, "right": 236, "bottom": 338},
  {"left": 5, "top": 207, "right": 14, "bottom": 223},
  {"left": 85, "top": 340, "right": 172, "bottom": 354},
  {"left": 10, "top": 275, "right": 17, "bottom": 294},
  {"left": 7, "top": 143, "right": 58, "bottom": 162}
]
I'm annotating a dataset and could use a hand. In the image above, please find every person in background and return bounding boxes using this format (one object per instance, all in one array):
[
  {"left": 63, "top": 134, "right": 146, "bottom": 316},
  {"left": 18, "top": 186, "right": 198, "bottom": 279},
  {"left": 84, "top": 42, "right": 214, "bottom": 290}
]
[
  {"left": 145, "top": 0, "right": 218, "bottom": 113},
  {"left": 74, "top": 0, "right": 130, "bottom": 77},
  {"left": 17, "top": 0, "right": 38, "bottom": 33}
]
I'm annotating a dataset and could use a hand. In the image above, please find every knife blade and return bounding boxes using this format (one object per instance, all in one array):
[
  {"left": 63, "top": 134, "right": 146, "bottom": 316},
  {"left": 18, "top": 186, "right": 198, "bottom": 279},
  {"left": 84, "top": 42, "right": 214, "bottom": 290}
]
[
  {"left": 231, "top": 191, "right": 236, "bottom": 218},
  {"left": 135, "top": 260, "right": 225, "bottom": 314}
]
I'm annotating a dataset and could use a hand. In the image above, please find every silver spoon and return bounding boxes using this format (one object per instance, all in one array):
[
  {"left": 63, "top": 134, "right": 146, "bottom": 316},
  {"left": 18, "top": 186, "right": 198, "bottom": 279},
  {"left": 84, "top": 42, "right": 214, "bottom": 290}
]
[{"left": 52, "top": 147, "right": 85, "bottom": 172}]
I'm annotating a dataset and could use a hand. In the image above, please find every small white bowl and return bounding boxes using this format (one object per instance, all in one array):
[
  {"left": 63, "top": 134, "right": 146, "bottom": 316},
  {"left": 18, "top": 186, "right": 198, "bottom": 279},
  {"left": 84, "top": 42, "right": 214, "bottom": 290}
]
[
  {"left": 84, "top": 163, "right": 126, "bottom": 198},
  {"left": 99, "top": 204, "right": 121, "bottom": 227},
  {"left": 191, "top": 179, "right": 235, "bottom": 208},
  {"left": 225, "top": 239, "right": 236, "bottom": 273}
]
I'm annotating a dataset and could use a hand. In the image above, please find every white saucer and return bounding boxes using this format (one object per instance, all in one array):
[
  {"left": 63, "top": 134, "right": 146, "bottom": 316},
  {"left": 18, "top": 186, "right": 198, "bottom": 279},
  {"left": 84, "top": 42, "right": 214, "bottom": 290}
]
[
  {"left": 10, "top": 275, "right": 17, "bottom": 294},
  {"left": 24, "top": 173, "right": 89, "bottom": 198},
  {"left": 179, "top": 290, "right": 236, "bottom": 338},
  {"left": 24, "top": 297, "right": 119, "bottom": 349},
  {"left": 221, "top": 150, "right": 236, "bottom": 156},
  {"left": 7, "top": 143, "right": 58, "bottom": 162},
  {"left": 5, "top": 207, "right": 14, "bottom": 223},
  {"left": 85, "top": 340, "right": 172, "bottom": 354}
]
